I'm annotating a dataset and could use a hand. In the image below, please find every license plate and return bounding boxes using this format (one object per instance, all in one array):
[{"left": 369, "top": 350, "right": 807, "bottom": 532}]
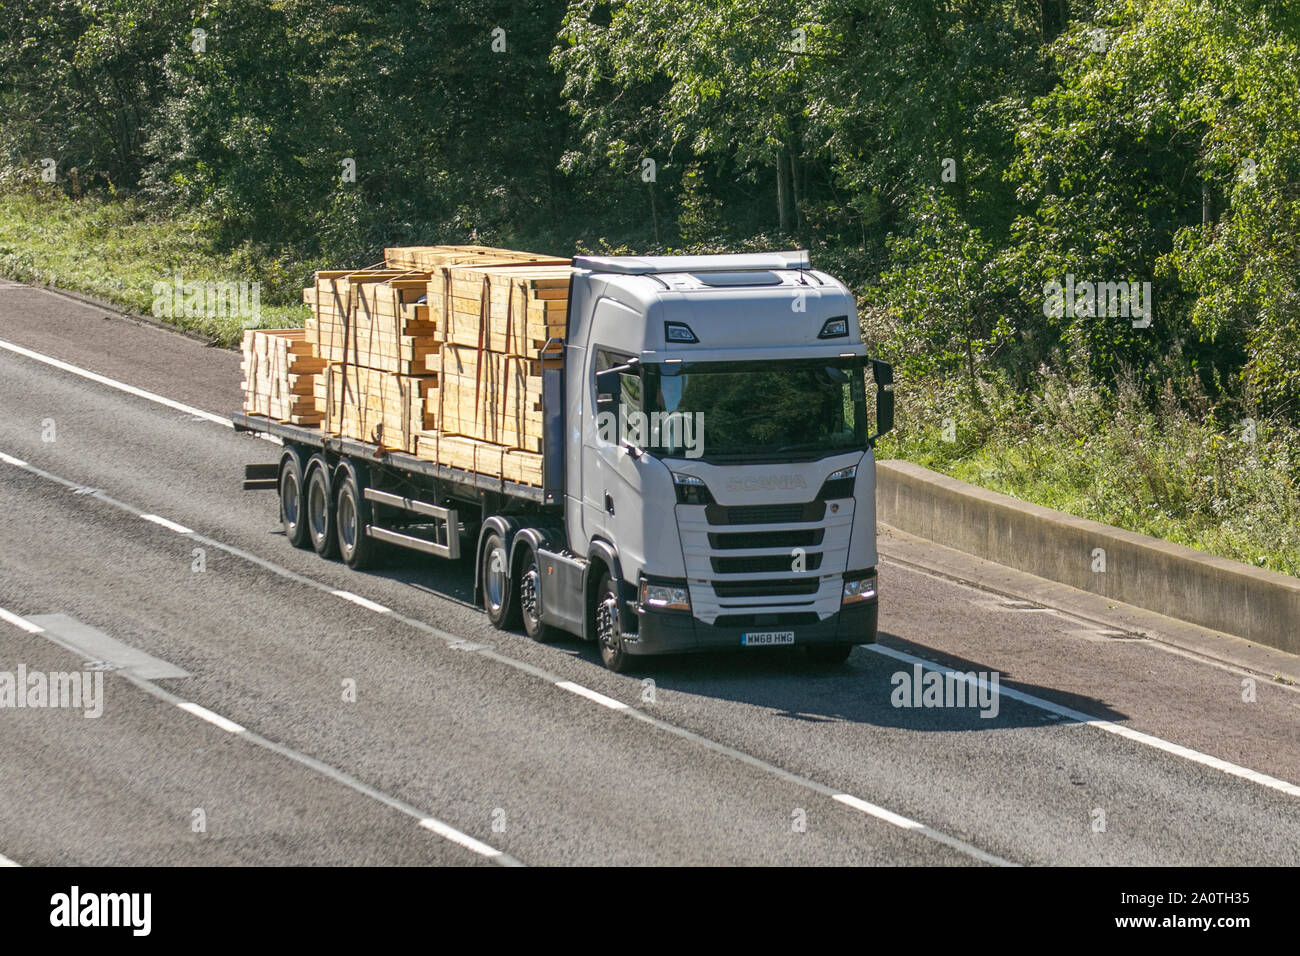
[{"left": 741, "top": 630, "right": 795, "bottom": 647}]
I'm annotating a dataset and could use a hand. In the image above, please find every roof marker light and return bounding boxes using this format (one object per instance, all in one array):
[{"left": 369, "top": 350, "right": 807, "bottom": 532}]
[
  {"left": 664, "top": 322, "right": 698, "bottom": 343},
  {"left": 818, "top": 316, "right": 850, "bottom": 339}
]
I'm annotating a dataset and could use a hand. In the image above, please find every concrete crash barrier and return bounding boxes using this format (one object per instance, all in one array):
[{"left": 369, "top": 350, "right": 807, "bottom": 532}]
[{"left": 876, "top": 460, "right": 1300, "bottom": 654}]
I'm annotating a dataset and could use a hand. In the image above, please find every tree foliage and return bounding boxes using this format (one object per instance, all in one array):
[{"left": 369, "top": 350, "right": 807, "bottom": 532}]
[{"left": 1, "top": 0, "right": 1298, "bottom": 419}]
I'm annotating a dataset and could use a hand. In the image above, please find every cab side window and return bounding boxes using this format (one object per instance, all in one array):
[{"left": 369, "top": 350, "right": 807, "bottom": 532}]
[{"left": 593, "top": 348, "right": 643, "bottom": 448}]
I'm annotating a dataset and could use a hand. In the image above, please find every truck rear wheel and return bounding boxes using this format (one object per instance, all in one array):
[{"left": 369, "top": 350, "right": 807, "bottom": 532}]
[
  {"left": 305, "top": 456, "right": 339, "bottom": 559},
  {"left": 517, "top": 546, "right": 558, "bottom": 643},
  {"left": 279, "top": 451, "right": 310, "bottom": 549},
  {"left": 481, "top": 530, "right": 519, "bottom": 629},
  {"left": 336, "top": 467, "right": 381, "bottom": 570}
]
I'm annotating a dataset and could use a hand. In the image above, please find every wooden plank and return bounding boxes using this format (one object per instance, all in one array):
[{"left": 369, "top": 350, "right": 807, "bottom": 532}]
[{"left": 240, "top": 329, "right": 326, "bottom": 424}]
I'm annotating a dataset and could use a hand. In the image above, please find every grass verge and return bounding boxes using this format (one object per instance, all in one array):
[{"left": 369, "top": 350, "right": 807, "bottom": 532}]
[{"left": 0, "top": 187, "right": 310, "bottom": 345}]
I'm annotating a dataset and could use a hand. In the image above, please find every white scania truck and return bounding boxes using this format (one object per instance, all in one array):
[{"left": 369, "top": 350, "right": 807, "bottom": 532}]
[{"left": 235, "top": 251, "right": 894, "bottom": 671}]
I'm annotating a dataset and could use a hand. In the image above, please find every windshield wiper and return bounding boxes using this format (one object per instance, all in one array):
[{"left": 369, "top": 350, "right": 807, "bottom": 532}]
[{"left": 773, "top": 441, "right": 837, "bottom": 454}]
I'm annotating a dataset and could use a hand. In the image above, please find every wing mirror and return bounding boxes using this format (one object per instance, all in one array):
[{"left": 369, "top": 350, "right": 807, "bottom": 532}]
[{"left": 870, "top": 359, "right": 894, "bottom": 441}]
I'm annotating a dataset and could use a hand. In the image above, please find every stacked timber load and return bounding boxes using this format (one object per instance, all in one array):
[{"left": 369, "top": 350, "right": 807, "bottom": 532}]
[
  {"left": 315, "top": 363, "right": 437, "bottom": 455},
  {"left": 292, "top": 245, "right": 569, "bottom": 488},
  {"left": 415, "top": 263, "right": 570, "bottom": 486},
  {"left": 240, "top": 329, "right": 325, "bottom": 425},
  {"left": 305, "top": 270, "right": 436, "bottom": 375}
]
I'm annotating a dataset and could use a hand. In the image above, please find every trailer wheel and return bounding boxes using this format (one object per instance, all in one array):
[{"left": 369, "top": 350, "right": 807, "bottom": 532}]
[
  {"left": 517, "top": 547, "right": 558, "bottom": 643},
  {"left": 336, "top": 466, "right": 381, "bottom": 571},
  {"left": 595, "top": 572, "right": 631, "bottom": 673},
  {"left": 305, "top": 456, "right": 339, "bottom": 559},
  {"left": 480, "top": 530, "right": 519, "bottom": 628},
  {"left": 279, "top": 451, "right": 310, "bottom": 549}
]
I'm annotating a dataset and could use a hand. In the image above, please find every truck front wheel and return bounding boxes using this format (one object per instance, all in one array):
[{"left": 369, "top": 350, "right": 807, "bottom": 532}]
[{"left": 595, "top": 572, "right": 631, "bottom": 673}]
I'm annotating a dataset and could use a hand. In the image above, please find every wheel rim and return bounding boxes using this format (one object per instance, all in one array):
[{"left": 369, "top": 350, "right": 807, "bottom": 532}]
[
  {"left": 596, "top": 590, "right": 620, "bottom": 654},
  {"left": 309, "top": 475, "right": 328, "bottom": 539},
  {"left": 520, "top": 564, "right": 540, "bottom": 626},
  {"left": 338, "top": 488, "right": 357, "bottom": 554},
  {"left": 484, "top": 545, "right": 507, "bottom": 611},
  {"left": 282, "top": 469, "right": 300, "bottom": 526}
]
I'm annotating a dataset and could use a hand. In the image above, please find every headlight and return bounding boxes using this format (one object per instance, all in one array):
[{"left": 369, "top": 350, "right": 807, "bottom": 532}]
[
  {"left": 842, "top": 571, "right": 877, "bottom": 604},
  {"left": 819, "top": 464, "right": 858, "bottom": 500},
  {"left": 671, "top": 472, "right": 715, "bottom": 505},
  {"left": 640, "top": 577, "right": 691, "bottom": 612}
]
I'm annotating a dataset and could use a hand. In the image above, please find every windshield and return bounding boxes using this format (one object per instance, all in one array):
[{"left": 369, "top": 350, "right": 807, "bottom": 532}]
[{"left": 642, "top": 358, "right": 868, "bottom": 461}]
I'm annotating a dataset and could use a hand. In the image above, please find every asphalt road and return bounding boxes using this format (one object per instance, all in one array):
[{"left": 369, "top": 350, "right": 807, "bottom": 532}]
[{"left": 1, "top": 279, "right": 1298, "bottom": 866}]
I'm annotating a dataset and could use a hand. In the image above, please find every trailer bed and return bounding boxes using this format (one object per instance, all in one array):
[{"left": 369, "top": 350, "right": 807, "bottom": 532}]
[{"left": 232, "top": 412, "right": 547, "bottom": 505}]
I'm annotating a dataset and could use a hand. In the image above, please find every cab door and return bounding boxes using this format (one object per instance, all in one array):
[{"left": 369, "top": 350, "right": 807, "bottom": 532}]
[{"left": 580, "top": 298, "right": 645, "bottom": 550}]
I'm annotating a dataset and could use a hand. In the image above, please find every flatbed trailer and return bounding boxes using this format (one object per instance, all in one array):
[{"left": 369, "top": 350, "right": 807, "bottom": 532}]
[{"left": 233, "top": 410, "right": 552, "bottom": 563}]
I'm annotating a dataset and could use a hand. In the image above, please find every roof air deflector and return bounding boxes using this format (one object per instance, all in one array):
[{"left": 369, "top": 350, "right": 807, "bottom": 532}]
[{"left": 572, "top": 251, "right": 810, "bottom": 275}]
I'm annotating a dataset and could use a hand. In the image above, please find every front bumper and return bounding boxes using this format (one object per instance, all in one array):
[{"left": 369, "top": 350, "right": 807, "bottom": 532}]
[{"left": 624, "top": 599, "right": 878, "bottom": 656}]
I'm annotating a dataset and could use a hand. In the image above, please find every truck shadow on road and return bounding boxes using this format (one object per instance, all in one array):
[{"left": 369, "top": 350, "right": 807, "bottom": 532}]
[
  {"left": 337, "top": 551, "right": 1126, "bottom": 731},
  {"left": 591, "top": 631, "right": 1128, "bottom": 732}
]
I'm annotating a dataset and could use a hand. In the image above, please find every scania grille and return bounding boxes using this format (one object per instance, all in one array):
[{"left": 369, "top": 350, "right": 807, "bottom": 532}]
[
  {"left": 711, "top": 553, "right": 825, "bottom": 574},
  {"left": 708, "top": 528, "right": 825, "bottom": 550},
  {"left": 704, "top": 501, "right": 825, "bottom": 525},
  {"left": 711, "top": 578, "right": 821, "bottom": 598},
  {"left": 676, "top": 494, "right": 855, "bottom": 625}
]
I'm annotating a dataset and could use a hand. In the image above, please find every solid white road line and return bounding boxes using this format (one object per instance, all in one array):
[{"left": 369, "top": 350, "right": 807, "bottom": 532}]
[
  {"left": 331, "top": 590, "right": 391, "bottom": 614},
  {"left": 0, "top": 606, "right": 44, "bottom": 633},
  {"left": 868, "top": 643, "right": 1300, "bottom": 799},
  {"left": 418, "top": 818, "right": 506, "bottom": 860},
  {"left": 0, "top": 336, "right": 280, "bottom": 444},
  {"left": 832, "top": 793, "right": 925, "bottom": 830},
  {"left": 884, "top": 551, "right": 1300, "bottom": 693},
  {"left": 0, "top": 852, "right": 19, "bottom": 867},
  {"left": 141, "top": 514, "right": 194, "bottom": 535},
  {"left": 0, "top": 602, "right": 520, "bottom": 866},
  {"left": 556, "top": 681, "right": 629, "bottom": 710},
  {"left": 177, "top": 702, "right": 247, "bottom": 735},
  {"left": 0, "top": 337, "right": 231, "bottom": 427}
]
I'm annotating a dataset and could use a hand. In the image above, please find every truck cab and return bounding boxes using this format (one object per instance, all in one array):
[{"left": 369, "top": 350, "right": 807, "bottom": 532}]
[{"left": 487, "top": 250, "right": 894, "bottom": 671}]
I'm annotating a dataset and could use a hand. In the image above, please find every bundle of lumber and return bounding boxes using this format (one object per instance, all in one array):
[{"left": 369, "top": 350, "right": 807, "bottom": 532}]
[
  {"left": 282, "top": 245, "right": 570, "bottom": 488},
  {"left": 315, "top": 363, "right": 437, "bottom": 454},
  {"left": 423, "top": 264, "right": 569, "bottom": 455},
  {"left": 304, "top": 271, "right": 435, "bottom": 374},
  {"left": 240, "top": 329, "right": 326, "bottom": 425}
]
